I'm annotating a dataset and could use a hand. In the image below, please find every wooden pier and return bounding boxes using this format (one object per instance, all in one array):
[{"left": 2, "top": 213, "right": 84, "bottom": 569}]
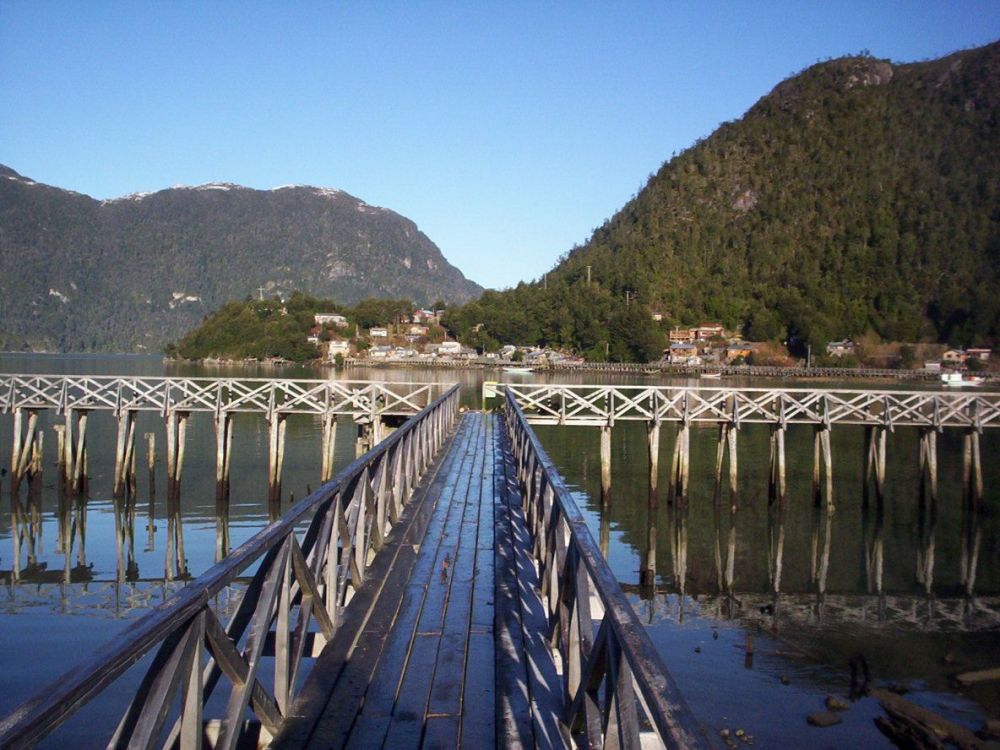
[
  {"left": 0, "top": 385, "right": 706, "bottom": 749},
  {"left": 501, "top": 383, "right": 1000, "bottom": 511},
  {"left": 0, "top": 375, "right": 447, "bottom": 500},
  {"left": 272, "top": 412, "right": 565, "bottom": 748}
]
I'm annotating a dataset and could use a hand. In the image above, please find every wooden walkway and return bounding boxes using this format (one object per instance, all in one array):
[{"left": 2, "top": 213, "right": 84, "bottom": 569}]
[{"left": 272, "top": 412, "right": 565, "bottom": 749}]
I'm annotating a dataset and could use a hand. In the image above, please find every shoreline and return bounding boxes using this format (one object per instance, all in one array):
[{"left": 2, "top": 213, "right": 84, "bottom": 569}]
[{"left": 5, "top": 351, "right": 990, "bottom": 384}]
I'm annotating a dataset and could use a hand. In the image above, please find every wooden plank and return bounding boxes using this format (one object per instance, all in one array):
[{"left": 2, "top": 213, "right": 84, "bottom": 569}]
[
  {"left": 381, "top": 634, "right": 441, "bottom": 748},
  {"left": 421, "top": 716, "right": 459, "bottom": 748},
  {"left": 460, "top": 632, "right": 496, "bottom": 748}
]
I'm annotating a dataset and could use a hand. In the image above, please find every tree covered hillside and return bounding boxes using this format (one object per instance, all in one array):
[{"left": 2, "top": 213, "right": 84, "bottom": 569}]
[{"left": 444, "top": 42, "right": 1000, "bottom": 360}]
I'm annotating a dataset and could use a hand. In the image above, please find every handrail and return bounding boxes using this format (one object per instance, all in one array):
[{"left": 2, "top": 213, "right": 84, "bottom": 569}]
[
  {"left": 503, "top": 389, "right": 709, "bottom": 749},
  {"left": 0, "top": 374, "right": 449, "bottom": 416},
  {"left": 0, "top": 385, "right": 461, "bottom": 750},
  {"left": 504, "top": 383, "right": 1000, "bottom": 429}
]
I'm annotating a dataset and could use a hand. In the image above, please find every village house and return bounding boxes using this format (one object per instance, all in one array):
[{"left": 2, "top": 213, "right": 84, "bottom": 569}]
[
  {"left": 942, "top": 349, "right": 967, "bottom": 364},
  {"left": 967, "top": 348, "right": 992, "bottom": 361},
  {"left": 826, "top": 339, "right": 856, "bottom": 357},
  {"left": 725, "top": 343, "right": 755, "bottom": 362},
  {"left": 650, "top": 311, "right": 664, "bottom": 322},
  {"left": 437, "top": 340, "right": 462, "bottom": 356},
  {"left": 408, "top": 324, "right": 429, "bottom": 336},
  {"left": 669, "top": 327, "right": 696, "bottom": 343},
  {"left": 368, "top": 345, "right": 392, "bottom": 359},
  {"left": 315, "top": 313, "right": 349, "bottom": 328},
  {"left": 412, "top": 309, "right": 437, "bottom": 324},
  {"left": 499, "top": 344, "right": 517, "bottom": 359},
  {"left": 369, "top": 327, "right": 389, "bottom": 338},
  {"left": 324, "top": 339, "right": 350, "bottom": 361},
  {"left": 667, "top": 342, "right": 698, "bottom": 364},
  {"left": 695, "top": 323, "right": 725, "bottom": 340}
]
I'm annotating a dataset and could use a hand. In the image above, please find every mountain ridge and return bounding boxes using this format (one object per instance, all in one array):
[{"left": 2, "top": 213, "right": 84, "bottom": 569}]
[{"left": 0, "top": 168, "right": 482, "bottom": 352}]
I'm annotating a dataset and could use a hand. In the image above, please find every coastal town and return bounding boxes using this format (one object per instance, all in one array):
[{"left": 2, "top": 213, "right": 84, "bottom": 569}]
[{"left": 302, "top": 308, "right": 994, "bottom": 378}]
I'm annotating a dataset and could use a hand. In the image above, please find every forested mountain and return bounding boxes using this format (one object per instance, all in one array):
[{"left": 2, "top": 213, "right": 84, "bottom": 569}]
[
  {"left": 444, "top": 42, "right": 1000, "bottom": 361},
  {"left": 0, "top": 167, "right": 481, "bottom": 352}
]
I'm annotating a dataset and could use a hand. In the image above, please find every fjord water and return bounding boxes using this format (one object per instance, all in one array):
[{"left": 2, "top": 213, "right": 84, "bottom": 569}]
[{"left": 1, "top": 354, "right": 997, "bottom": 747}]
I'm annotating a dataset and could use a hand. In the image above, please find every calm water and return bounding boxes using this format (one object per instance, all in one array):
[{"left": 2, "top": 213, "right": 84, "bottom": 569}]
[{"left": 1, "top": 353, "right": 997, "bottom": 747}]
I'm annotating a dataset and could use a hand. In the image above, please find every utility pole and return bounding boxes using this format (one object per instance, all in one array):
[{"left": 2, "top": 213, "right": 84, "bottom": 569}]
[
  {"left": 625, "top": 290, "right": 636, "bottom": 308},
  {"left": 586, "top": 265, "right": 592, "bottom": 286},
  {"left": 544, "top": 273, "right": 547, "bottom": 291},
  {"left": 257, "top": 286, "right": 266, "bottom": 301}
]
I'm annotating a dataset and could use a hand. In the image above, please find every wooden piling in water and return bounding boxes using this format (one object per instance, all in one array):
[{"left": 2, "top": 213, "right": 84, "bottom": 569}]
[
  {"left": 11, "top": 409, "right": 38, "bottom": 492},
  {"left": 863, "top": 425, "right": 888, "bottom": 508},
  {"left": 268, "top": 412, "right": 286, "bottom": 503},
  {"left": 918, "top": 428, "right": 938, "bottom": 505},
  {"left": 812, "top": 426, "right": 834, "bottom": 511},
  {"left": 727, "top": 422, "right": 738, "bottom": 500},
  {"left": 145, "top": 431, "right": 156, "bottom": 495},
  {"left": 165, "top": 411, "right": 188, "bottom": 499},
  {"left": 961, "top": 430, "right": 983, "bottom": 509},
  {"left": 321, "top": 412, "right": 337, "bottom": 482},
  {"left": 670, "top": 423, "right": 690, "bottom": 506},
  {"left": 62, "top": 409, "right": 74, "bottom": 490},
  {"left": 600, "top": 423, "right": 612, "bottom": 501},
  {"left": 215, "top": 413, "right": 233, "bottom": 500},
  {"left": 647, "top": 420, "right": 660, "bottom": 493},
  {"left": 113, "top": 410, "right": 137, "bottom": 497},
  {"left": 10, "top": 407, "right": 23, "bottom": 490},
  {"left": 768, "top": 425, "right": 786, "bottom": 505},
  {"left": 72, "top": 411, "right": 89, "bottom": 494}
]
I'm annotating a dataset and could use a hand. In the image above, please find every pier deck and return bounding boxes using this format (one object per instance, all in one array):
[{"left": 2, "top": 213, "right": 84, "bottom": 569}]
[{"left": 273, "top": 412, "right": 564, "bottom": 749}]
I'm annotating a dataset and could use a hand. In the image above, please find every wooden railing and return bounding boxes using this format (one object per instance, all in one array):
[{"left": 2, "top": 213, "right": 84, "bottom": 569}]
[
  {"left": 0, "top": 385, "right": 460, "bottom": 750},
  {"left": 502, "top": 390, "right": 709, "bottom": 749},
  {"left": 503, "top": 383, "right": 1000, "bottom": 428},
  {"left": 0, "top": 375, "right": 448, "bottom": 417}
]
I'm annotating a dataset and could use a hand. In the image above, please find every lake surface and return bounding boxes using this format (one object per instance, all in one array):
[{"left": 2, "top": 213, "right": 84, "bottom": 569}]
[{"left": 1, "top": 353, "right": 997, "bottom": 747}]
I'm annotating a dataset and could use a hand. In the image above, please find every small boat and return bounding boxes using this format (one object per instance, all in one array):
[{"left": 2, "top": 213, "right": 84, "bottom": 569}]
[
  {"left": 700, "top": 371, "right": 722, "bottom": 380},
  {"left": 941, "top": 372, "right": 982, "bottom": 387},
  {"left": 503, "top": 367, "right": 534, "bottom": 374}
]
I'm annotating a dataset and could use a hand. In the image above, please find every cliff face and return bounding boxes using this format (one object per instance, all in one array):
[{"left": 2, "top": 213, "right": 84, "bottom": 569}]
[{"left": 0, "top": 168, "right": 482, "bottom": 352}]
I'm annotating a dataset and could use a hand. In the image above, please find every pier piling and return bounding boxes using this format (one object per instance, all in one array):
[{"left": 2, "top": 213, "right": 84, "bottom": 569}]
[
  {"left": 268, "top": 412, "right": 287, "bottom": 503},
  {"left": 600, "top": 423, "right": 612, "bottom": 501},
  {"left": 215, "top": 413, "right": 233, "bottom": 500},
  {"left": 320, "top": 413, "right": 337, "bottom": 482}
]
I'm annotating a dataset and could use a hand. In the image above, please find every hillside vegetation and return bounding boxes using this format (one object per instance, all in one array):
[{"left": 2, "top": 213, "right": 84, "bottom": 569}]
[
  {"left": 169, "top": 293, "right": 423, "bottom": 362},
  {"left": 443, "top": 42, "right": 1000, "bottom": 361}
]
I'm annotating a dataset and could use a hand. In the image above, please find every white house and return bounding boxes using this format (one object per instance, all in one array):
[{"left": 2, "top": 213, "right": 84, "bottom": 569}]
[
  {"left": 369, "top": 327, "right": 389, "bottom": 338},
  {"left": 438, "top": 340, "right": 462, "bottom": 355},
  {"left": 325, "top": 340, "right": 350, "bottom": 360}
]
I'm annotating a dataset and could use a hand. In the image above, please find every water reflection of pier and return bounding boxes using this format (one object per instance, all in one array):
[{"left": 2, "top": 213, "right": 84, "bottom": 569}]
[
  {"left": 623, "top": 471, "right": 991, "bottom": 619},
  {"left": 3, "top": 479, "right": 210, "bottom": 588}
]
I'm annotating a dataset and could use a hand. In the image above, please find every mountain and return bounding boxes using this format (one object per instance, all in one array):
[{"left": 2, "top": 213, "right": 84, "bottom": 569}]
[
  {"left": 444, "top": 42, "right": 1000, "bottom": 360},
  {"left": 0, "top": 167, "right": 482, "bottom": 352}
]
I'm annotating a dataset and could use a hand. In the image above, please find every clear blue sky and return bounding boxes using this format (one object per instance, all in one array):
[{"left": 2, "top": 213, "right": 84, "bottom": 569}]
[{"left": 2, "top": 2, "right": 999, "bottom": 290}]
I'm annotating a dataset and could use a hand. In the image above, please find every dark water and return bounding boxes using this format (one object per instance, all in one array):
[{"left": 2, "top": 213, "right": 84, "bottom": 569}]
[{"left": 1, "top": 353, "right": 997, "bottom": 747}]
